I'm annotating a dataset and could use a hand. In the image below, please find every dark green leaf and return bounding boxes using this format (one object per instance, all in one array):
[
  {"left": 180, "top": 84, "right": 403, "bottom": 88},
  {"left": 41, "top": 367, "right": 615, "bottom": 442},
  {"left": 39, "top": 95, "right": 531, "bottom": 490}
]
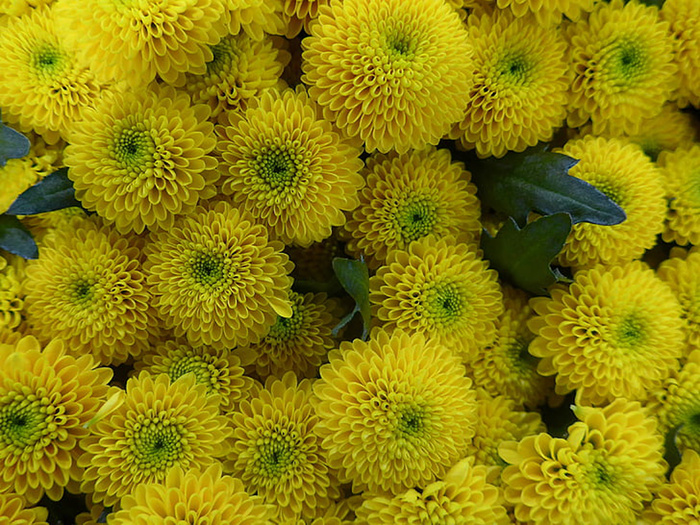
[
  {"left": 481, "top": 213, "right": 572, "bottom": 295},
  {"left": 468, "top": 149, "right": 626, "bottom": 227},
  {"left": 664, "top": 425, "right": 683, "bottom": 478},
  {"left": 0, "top": 123, "right": 30, "bottom": 168},
  {"left": 634, "top": 0, "right": 664, "bottom": 7},
  {"left": 6, "top": 167, "right": 82, "bottom": 215},
  {"left": 0, "top": 215, "right": 38, "bottom": 259},
  {"left": 331, "top": 257, "right": 370, "bottom": 340}
]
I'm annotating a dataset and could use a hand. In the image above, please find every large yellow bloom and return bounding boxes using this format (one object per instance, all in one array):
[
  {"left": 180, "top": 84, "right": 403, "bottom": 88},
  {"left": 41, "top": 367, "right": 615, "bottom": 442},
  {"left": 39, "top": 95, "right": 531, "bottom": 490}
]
[
  {"left": 642, "top": 449, "right": 700, "bottom": 524},
  {"left": 659, "top": 145, "right": 700, "bottom": 246},
  {"left": 54, "top": 0, "right": 227, "bottom": 88},
  {"left": 500, "top": 399, "right": 666, "bottom": 525},
  {"left": 566, "top": 0, "right": 677, "bottom": 136},
  {"left": 449, "top": 10, "right": 569, "bottom": 158},
  {"left": 314, "top": 329, "right": 477, "bottom": 495},
  {"left": 216, "top": 87, "right": 364, "bottom": 247},
  {"left": 65, "top": 83, "right": 219, "bottom": 235},
  {"left": 302, "top": 0, "right": 474, "bottom": 153},
  {"left": 144, "top": 201, "right": 293, "bottom": 349},
  {"left": 528, "top": 262, "right": 684, "bottom": 405},
  {"left": 555, "top": 136, "right": 666, "bottom": 269},
  {"left": 369, "top": 236, "right": 503, "bottom": 359},
  {"left": 0, "top": 6, "right": 109, "bottom": 144},
  {"left": 342, "top": 148, "right": 481, "bottom": 270},
  {"left": 108, "top": 464, "right": 271, "bottom": 525},
  {"left": 225, "top": 372, "right": 339, "bottom": 522},
  {"left": 24, "top": 216, "right": 160, "bottom": 365},
  {"left": 662, "top": 0, "right": 700, "bottom": 108},
  {"left": 79, "top": 372, "right": 232, "bottom": 507},
  {"left": 0, "top": 336, "right": 112, "bottom": 504}
]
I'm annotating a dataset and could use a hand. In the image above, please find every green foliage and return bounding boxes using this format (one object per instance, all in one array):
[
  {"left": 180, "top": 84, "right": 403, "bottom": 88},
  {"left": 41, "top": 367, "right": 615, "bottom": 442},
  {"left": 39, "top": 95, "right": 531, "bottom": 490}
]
[
  {"left": 481, "top": 213, "right": 572, "bottom": 295},
  {"left": 331, "top": 256, "right": 371, "bottom": 340},
  {"left": 468, "top": 148, "right": 626, "bottom": 227},
  {"left": 0, "top": 214, "right": 38, "bottom": 259},
  {"left": 6, "top": 167, "right": 82, "bottom": 215},
  {"left": 0, "top": 121, "right": 30, "bottom": 168},
  {"left": 664, "top": 425, "right": 683, "bottom": 478}
]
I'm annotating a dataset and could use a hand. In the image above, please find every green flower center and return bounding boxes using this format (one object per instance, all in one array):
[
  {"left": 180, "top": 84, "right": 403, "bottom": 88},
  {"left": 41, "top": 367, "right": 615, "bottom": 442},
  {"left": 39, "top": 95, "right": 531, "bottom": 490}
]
[
  {"left": 498, "top": 53, "right": 532, "bottom": 86},
  {"left": 506, "top": 337, "right": 539, "bottom": 374},
  {"left": 255, "top": 425, "right": 302, "bottom": 480},
  {"left": 423, "top": 282, "right": 464, "bottom": 326},
  {"left": 113, "top": 125, "right": 153, "bottom": 173},
  {"left": 396, "top": 196, "right": 438, "bottom": 242},
  {"left": 606, "top": 38, "right": 647, "bottom": 89},
  {"left": 0, "top": 390, "right": 59, "bottom": 452},
  {"left": 206, "top": 37, "right": 237, "bottom": 76},
  {"left": 615, "top": 312, "right": 647, "bottom": 348},
  {"left": 71, "top": 279, "right": 96, "bottom": 307},
  {"left": 31, "top": 44, "right": 65, "bottom": 76},
  {"left": 386, "top": 33, "right": 413, "bottom": 57},
  {"left": 190, "top": 251, "right": 228, "bottom": 289},
  {"left": 266, "top": 302, "right": 304, "bottom": 343},
  {"left": 169, "top": 354, "right": 218, "bottom": 392},
  {"left": 131, "top": 418, "right": 186, "bottom": 472},
  {"left": 395, "top": 405, "right": 427, "bottom": 438},
  {"left": 254, "top": 144, "right": 308, "bottom": 194},
  {"left": 592, "top": 178, "right": 626, "bottom": 207}
]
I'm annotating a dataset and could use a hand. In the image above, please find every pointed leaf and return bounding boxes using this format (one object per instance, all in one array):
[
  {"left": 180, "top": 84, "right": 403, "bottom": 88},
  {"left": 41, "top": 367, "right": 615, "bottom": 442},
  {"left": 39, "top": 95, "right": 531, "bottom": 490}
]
[
  {"left": 468, "top": 149, "right": 626, "bottom": 227},
  {"left": 0, "top": 123, "right": 30, "bottom": 168},
  {"left": 331, "top": 257, "right": 370, "bottom": 340},
  {"left": 481, "top": 213, "right": 571, "bottom": 295},
  {"left": 6, "top": 167, "right": 82, "bottom": 215},
  {"left": 0, "top": 215, "right": 38, "bottom": 259}
]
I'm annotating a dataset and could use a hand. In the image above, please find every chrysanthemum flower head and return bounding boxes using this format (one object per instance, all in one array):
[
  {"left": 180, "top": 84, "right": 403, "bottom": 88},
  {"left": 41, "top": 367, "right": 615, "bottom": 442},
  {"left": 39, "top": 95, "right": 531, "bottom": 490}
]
[
  {"left": 466, "top": 284, "right": 556, "bottom": 409},
  {"left": 144, "top": 201, "right": 293, "bottom": 349},
  {"left": 184, "top": 33, "right": 290, "bottom": 119},
  {"left": 108, "top": 463, "right": 271, "bottom": 524},
  {"left": 342, "top": 147, "right": 481, "bottom": 270},
  {"left": 369, "top": 236, "right": 503, "bottom": 360},
  {"left": 0, "top": 5, "right": 111, "bottom": 144},
  {"left": 500, "top": 398, "right": 666, "bottom": 525},
  {"left": 619, "top": 104, "right": 697, "bottom": 160},
  {"left": 225, "top": 371, "right": 339, "bottom": 522},
  {"left": 54, "top": 0, "right": 227, "bottom": 88},
  {"left": 314, "top": 329, "right": 477, "bottom": 495},
  {"left": 65, "top": 83, "right": 219, "bottom": 235},
  {"left": 555, "top": 136, "right": 666, "bottom": 269},
  {"left": 642, "top": 449, "right": 700, "bottom": 524},
  {"left": 133, "top": 339, "right": 256, "bottom": 414},
  {"left": 79, "top": 372, "right": 232, "bottom": 507},
  {"left": 662, "top": 0, "right": 700, "bottom": 108},
  {"left": 659, "top": 145, "right": 700, "bottom": 246},
  {"left": 216, "top": 86, "right": 364, "bottom": 247},
  {"left": 528, "top": 261, "right": 685, "bottom": 405},
  {"left": 448, "top": 10, "right": 569, "bottom": 158},
  {"left": 0, "top": 336, "right": 112, "bottom": 504},
  {"left": 0, "top": 493, "right": 48, "bottom": 525},
  {"left": 302, "top": 0, "right": 474, "bottom": 153},
  {"left": 566, "top": 0, "right": 677, "bottom": 136},
  {"left": 356, "top": 457, "right": 509, "bottom": 524}
]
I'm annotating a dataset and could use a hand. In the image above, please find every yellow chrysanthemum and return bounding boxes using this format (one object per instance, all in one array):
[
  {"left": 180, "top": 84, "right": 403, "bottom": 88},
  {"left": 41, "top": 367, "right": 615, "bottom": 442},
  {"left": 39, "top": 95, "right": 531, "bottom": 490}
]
[
  {"left": 528, "top": 261, "right": 684, "bottom": 405},
  {"left": 466, "top": 285, "right": 556, "bottom": 409},
  {"left": 566, "top": 0, "right": 677, "bottom": 136},
  {"left": 216, "top": 87, "right": 363, "bottom": 247},
  {"left": 223, "top": 0, "right": 286, "bottom": 41},
  {"left": 0, "top": 6, "right": 110, "bottom": 144},
  {"left": 342, "top": 147, "right": 481, "bottom": 270},
  {"left": 662, "top": 0, "right": 700, "bottom": 108},
  {"left": 0, "top": 336, "right": 112, "bottom": 504},
  {"left": 495, "top": 0, "right": 594, "bottom": 25},
  {"left": 314, "top": 329, "right": 477, "bottom": 495},
  {"left": 281, "top": 0, "right": 329, "bottom": 37},
  {"left": 24, "top": 216, "right": 160, "bottom": 365},
  {"left": 448, "top": 10, "right": 569, "bottom": 159},
  {"left": 79, "top": 372, "right": 232, "bottom": 507},
  {"left": 355, "top": 457, "right": 509, "bottom": 524},
  {"left": 55, "top": 0, "right": 227, "bottom": 88},
  {"left": 624, "top": 104, "right": 696, "bottom": 160},
  {"left": 0, "top": 493, "right": 48, "bottom": 524},
  {"left": 302, "top": 0, "right": 474, "bottom": 154},
  {"left": 0, "top": 255, "right": 24, "bottom": 334},
  {"left": 659, "top": 145, "right": 700, "bottom": 246},
  {"left": 240, "top": 291, "right": 338, "bottom": 380},
  {"left": 501, "top": 398, "right": 666, "bottom": 525},
  {"left": 65, "top": 84, "right": 219, "bottom": 235},
  {"left": 225, "top": 372, "right": 339, "bottom": 522},
  {"left": 0, "top": 0, "right": 54, "bottom": 17},
  {"left": 184, "top": 33, "right": 290, "bottom": 119},
  {"left": 658, "top": 247, "right": 700, "bottom": 357},
  {"left": 144, "top": 201, "right": 293, "bottom": 349},
  {"left": 643, "top": 449, "right": 700, "bottom": 524},
  {"left": 467, "top": 390, "right": 545, "bottom": 470},
  {"left": 555, "top": 136, "right": 666, "bottom": 269},
  {"left": 133, "top": 339, "right": 255, "bottom": 414},
  {"left": 648, "top": 350, "right": 700, "bottom": 454},
  {"left": 21, "top": 207, "right": 87, "bottom": 245},
  {"left": 108, "top": 464, "right": 271, "bottom": 524},
  {"left": 369, "top": 236, "right": 503, "bottom": 360}
]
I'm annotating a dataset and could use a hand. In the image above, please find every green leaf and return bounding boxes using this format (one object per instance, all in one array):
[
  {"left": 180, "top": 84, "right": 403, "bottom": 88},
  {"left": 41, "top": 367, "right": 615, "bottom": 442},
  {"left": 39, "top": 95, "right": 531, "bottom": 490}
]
[
  {"left": 481, "top": 213, "right": 572, "bottom": 295},
  {"left": 664, "top": 425, "right": 683, "bottom": 478},
  {"left": 468, "top": 148, "right": 626, "bottom": 227},
  {"left": 0, "top": 215, "right": 38, "bottom": 259},
  {"left": 6, "top": 167, "right": 82, "bottom": 215},
  {"left": 0, "top": 123, "right": 30, "bottom": 168},
  {"left": 331, "top": 257, "right": 370, "bottom": 340},
  {"left": 634, "top": 0, "right": 664, "bottom": 7}
]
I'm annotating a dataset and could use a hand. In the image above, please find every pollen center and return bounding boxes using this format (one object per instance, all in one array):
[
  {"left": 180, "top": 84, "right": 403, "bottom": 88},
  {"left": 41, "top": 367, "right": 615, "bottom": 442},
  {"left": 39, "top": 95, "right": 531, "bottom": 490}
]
[
  {"left": 423, "top": 282, "right": 464, "bottom": 326},
  {"left": 396, "top": 196, "right": 438, "bottom": 242},
  {"left": 31, "top": 44, "right": 64, "bottom": 76},
  {"left": 607, "top": 38, "right": 647, "bottom": 89},
  {"left": 113, "top": 126, "right": 153, "bottom": 173},
  {"left": 266, "top": 304, "right": 303, "bottom": 343},
  {"left": 498, "top": 53, "right": 532, "bottom": 86},
  {"left": 256, "top": 426, "right": 301, "bottom": 480},
  {"left": 190, "top": 251, "right": 227, "bottom": 289},
  {"left": 395, "top": 404, "right": 427, "bottom": 438},
  {"left": 256, "top": 146, "right": 304, "bottom": 192},
  {"left": 0, "top": 394, "right": 55, "bottom": 450},
  {"left": 615, "top": 312, "right": 647, "bottom": 349},
  {"left": 131, "top": 419, "right": 186, "bottom": 472},
  {"left": 169, "top": 354, "right": 217, "bottom": 390}
]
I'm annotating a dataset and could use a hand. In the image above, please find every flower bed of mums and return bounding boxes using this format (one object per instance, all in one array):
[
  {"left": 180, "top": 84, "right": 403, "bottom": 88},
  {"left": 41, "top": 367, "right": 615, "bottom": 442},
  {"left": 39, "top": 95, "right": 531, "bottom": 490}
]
[{"left": 0, "top": 0, "right": 699, "bottom": 523}]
